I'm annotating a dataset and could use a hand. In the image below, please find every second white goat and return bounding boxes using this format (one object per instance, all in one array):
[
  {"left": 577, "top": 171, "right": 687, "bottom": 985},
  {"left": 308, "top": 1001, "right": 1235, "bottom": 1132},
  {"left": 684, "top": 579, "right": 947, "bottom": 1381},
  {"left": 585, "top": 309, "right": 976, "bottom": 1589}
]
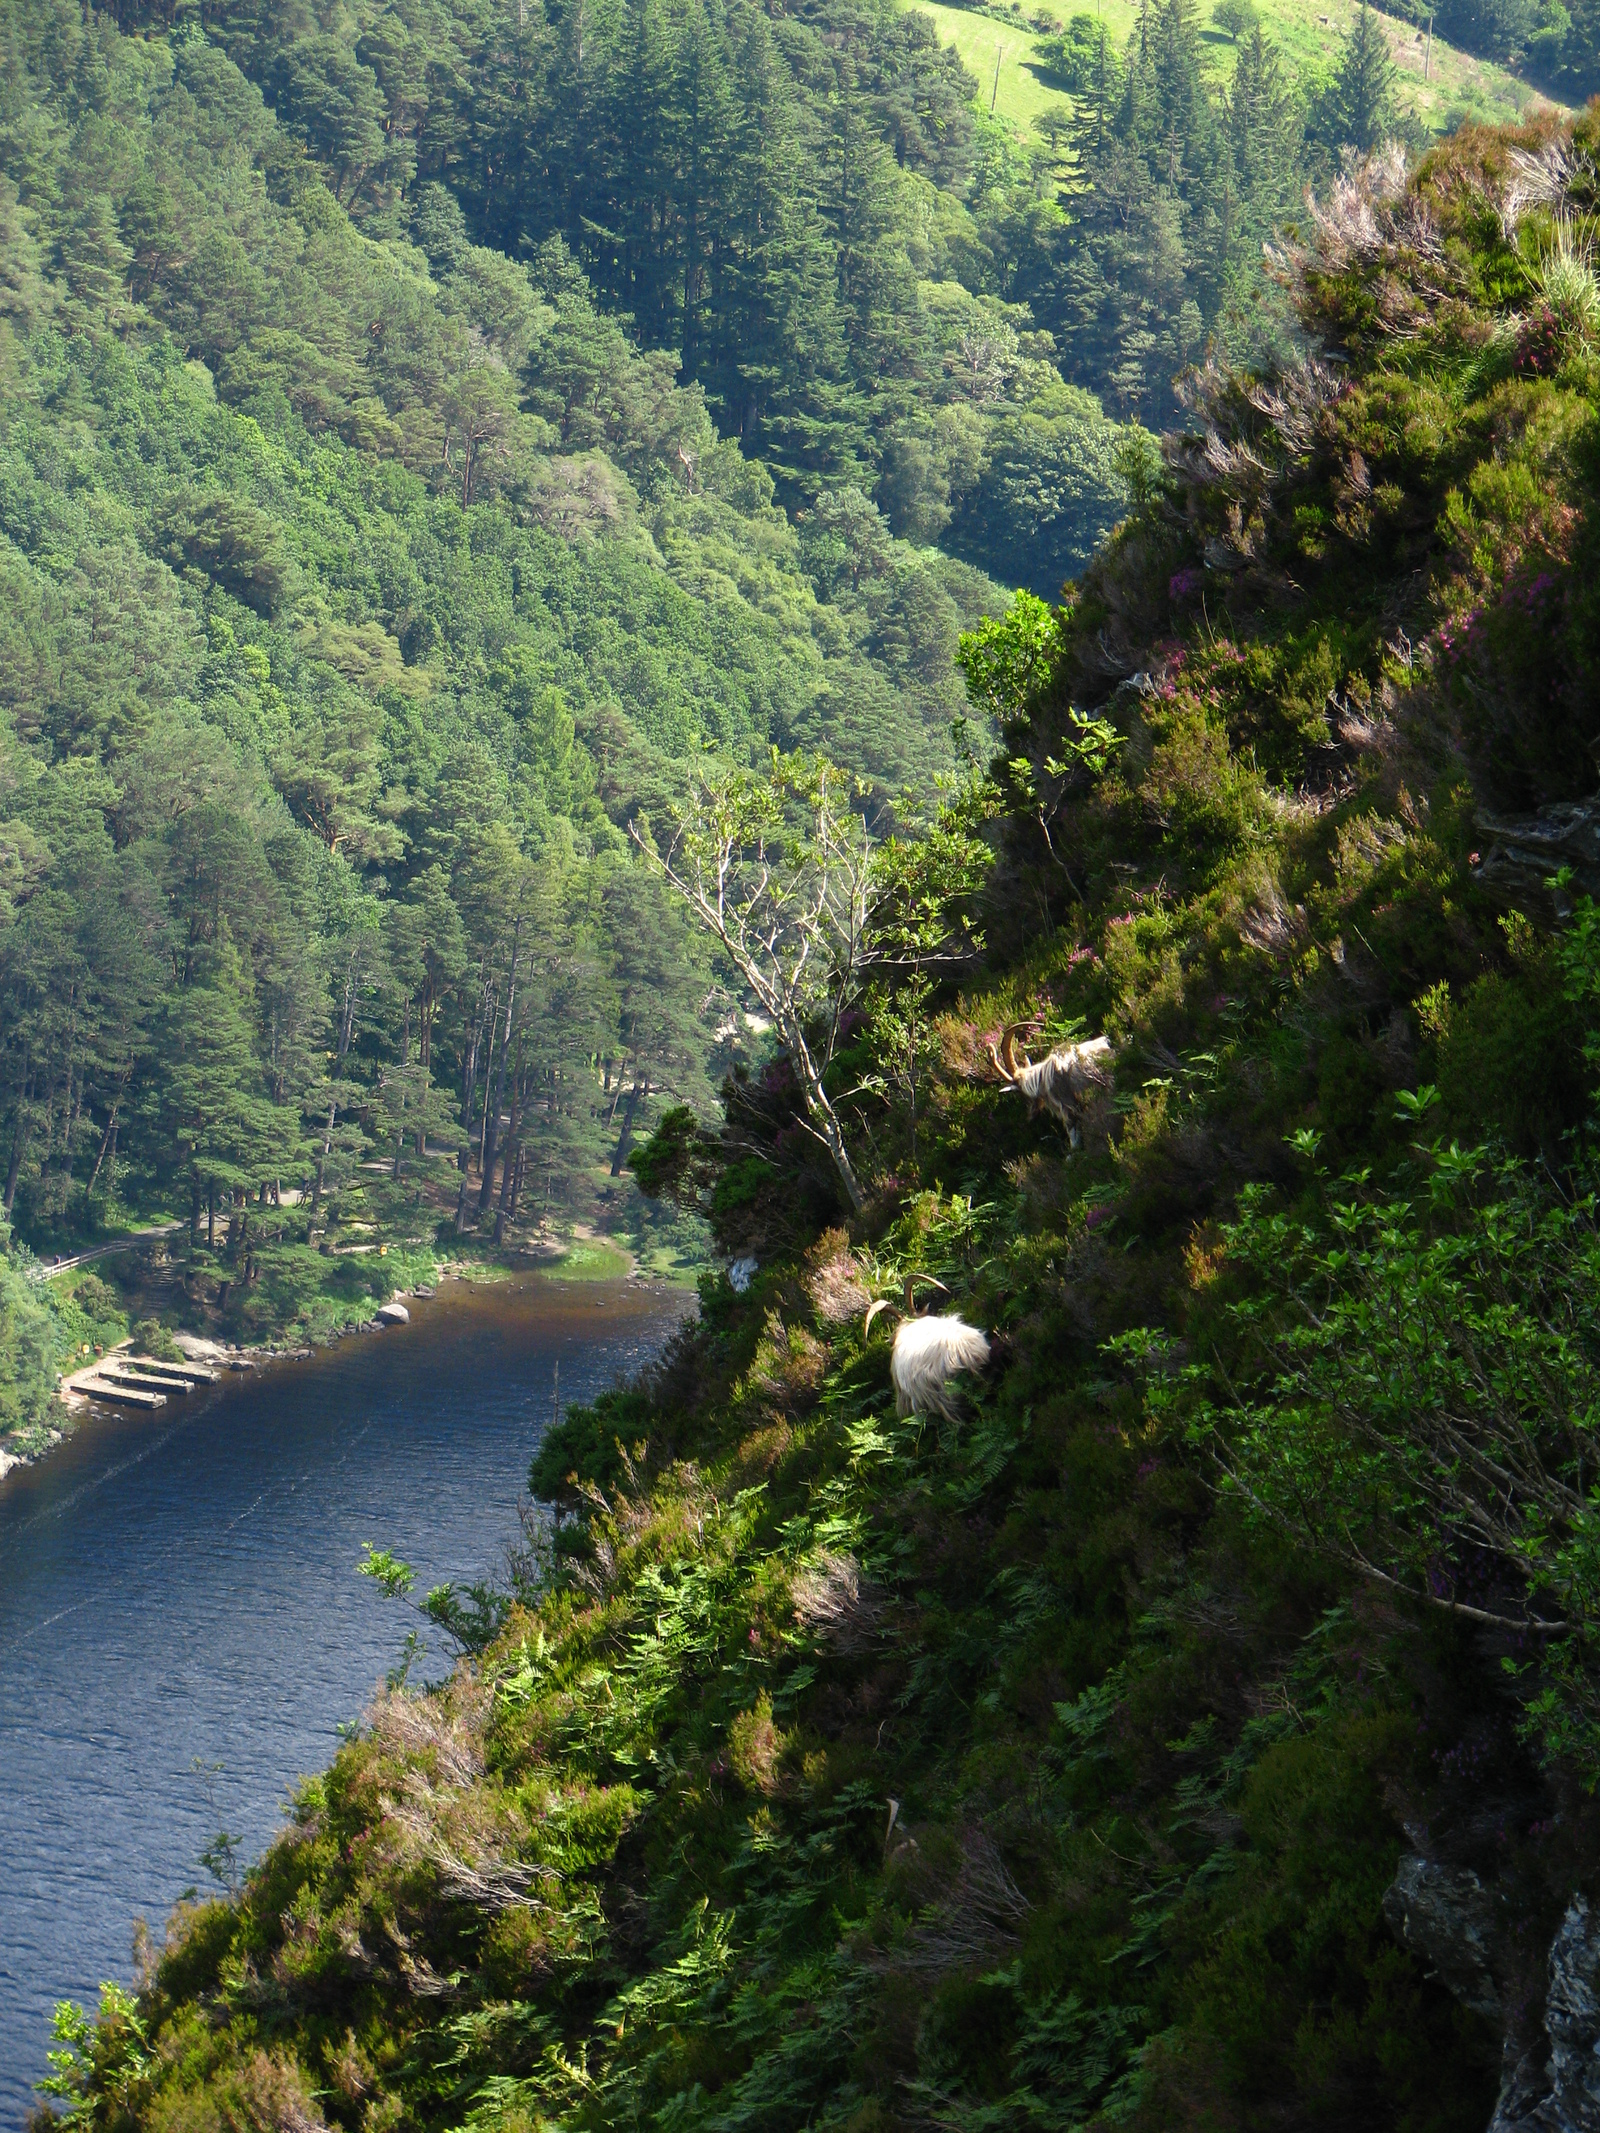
[
  {"left": 888, "top": 1314, "right": 992, "bottom": 1421},
  {"left": 987, "top": 1024, "right": 1114, "bottom": 1147}
]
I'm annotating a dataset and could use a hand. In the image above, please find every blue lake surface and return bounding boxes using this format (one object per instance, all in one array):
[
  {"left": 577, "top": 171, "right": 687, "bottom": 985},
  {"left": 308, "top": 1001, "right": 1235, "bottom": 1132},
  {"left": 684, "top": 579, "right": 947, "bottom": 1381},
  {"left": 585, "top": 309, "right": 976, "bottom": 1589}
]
[{"left": 0, "top": 1276, "right": 688, "bottom": 2127}]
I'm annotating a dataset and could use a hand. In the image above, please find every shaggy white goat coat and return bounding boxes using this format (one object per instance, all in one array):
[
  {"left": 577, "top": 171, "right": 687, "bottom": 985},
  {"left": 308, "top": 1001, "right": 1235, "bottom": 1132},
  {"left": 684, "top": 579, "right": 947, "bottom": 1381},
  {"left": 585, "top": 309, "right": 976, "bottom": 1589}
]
[
  {"left": 1008, "top": 1035, "right": 1114, "bottom": 1145},
  {"left": 891, "top": 1314, "right": 991, "bottom": 1421}
]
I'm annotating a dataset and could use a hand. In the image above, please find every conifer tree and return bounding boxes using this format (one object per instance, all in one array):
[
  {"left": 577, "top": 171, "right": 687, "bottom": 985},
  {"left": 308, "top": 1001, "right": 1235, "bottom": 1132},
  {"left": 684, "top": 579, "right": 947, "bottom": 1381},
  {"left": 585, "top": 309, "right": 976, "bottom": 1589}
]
[
  {"left": 151, "top": 929, "right": 276, "bottom": 1247},
  {"left": 1314, "top": 4, "right": 1397, "bottom": 153}
]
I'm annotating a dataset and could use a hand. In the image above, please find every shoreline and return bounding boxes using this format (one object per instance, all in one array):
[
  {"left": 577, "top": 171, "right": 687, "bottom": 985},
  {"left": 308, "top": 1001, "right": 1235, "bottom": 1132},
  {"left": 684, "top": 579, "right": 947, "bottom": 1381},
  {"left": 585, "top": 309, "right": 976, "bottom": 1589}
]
[{"left": 2, "top": 1243, "right": 695, "bottom": 1486}]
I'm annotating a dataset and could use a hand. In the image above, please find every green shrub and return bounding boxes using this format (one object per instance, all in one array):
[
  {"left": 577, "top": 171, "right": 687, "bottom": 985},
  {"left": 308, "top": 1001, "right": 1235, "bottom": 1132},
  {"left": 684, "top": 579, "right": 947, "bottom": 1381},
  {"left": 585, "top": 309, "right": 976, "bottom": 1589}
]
[
  {"left": 0, "top": 1245, "right": 56, "bottom": 1441},
  {"left": 529, "top": 1389, "right": 654, "bottom": 1513},
  {"left": 129, "top": 1318, "right": 183, "bottom": 1363},
  {"left": 1171, "top": 1147, "right": 1600, "bottom": 1761}
]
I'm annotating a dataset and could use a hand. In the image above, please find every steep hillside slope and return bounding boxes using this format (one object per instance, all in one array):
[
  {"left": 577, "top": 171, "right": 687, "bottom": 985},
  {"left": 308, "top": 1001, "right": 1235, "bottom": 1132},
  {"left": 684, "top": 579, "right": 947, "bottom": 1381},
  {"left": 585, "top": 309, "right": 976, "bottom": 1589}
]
[{"left": 41, "top": 110, "right": 1600, "bottom": 2133}]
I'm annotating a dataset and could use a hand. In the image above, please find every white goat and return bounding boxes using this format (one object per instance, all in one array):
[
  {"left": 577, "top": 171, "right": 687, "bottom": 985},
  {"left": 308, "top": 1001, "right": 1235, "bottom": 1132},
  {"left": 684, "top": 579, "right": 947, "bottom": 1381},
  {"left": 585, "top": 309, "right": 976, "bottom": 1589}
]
[
  {"left": 987, "top": 1024, "right": 1114, "bottom": 1147},
  {"left": 866, "top": 1278, "right": 991, "bottom": 1422}
]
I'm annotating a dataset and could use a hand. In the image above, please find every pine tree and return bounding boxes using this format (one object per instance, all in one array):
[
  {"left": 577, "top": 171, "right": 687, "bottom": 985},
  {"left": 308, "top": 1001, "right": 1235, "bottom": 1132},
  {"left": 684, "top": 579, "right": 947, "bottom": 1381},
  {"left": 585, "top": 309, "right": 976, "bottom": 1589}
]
[
  {"left": 151, "top": 929, "right": 277, "bottom": 1248},
  {"left": 1315, "top": 4, "right": 1397, "bottom": 154}
]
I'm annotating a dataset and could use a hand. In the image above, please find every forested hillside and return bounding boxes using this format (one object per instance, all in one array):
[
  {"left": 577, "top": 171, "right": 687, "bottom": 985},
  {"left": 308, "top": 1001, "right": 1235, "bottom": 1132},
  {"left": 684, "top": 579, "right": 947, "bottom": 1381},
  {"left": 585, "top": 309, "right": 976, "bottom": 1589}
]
[
  {"left": 42, "top": 108, "right": 1600, "bottom": 2133},
  {"left": 101, "top": 0, "right": 1567, "bottom": 553},
  {"left": 0, "top": 0, "right": 1056, "bottom": 1436},
  {"left": 102, "top": 0, "right": 1141, "bottom": 590},
  {"left": 1373, "top": 0, "right": 1597, "bottom": 102}
]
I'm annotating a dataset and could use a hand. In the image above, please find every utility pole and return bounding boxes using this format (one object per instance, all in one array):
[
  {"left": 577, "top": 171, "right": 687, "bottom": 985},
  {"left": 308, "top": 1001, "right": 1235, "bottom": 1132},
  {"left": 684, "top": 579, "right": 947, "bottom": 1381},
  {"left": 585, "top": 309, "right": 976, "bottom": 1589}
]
[
  {"left": 992, "top": 44, "right": 1003, "bottom": 114},
  {"left": 1424, "top": 7, "right": 1433, "bottom": 78}
]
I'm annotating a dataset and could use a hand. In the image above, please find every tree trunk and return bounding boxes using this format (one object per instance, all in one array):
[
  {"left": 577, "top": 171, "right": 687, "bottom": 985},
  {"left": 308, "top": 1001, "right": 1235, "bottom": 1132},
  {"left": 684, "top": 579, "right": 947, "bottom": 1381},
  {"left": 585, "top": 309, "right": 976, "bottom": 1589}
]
[
  {"left": 4, "top": 1105, "right": 27, "bottom": 1215},
  {"left": 604, "top": 1058, "right": 629, "bottom": 1128},
  {"left": 476, "top": 1040, "right": 493, "bottom": 1181},
  {"left": 787, "top": 1020, "right": 865, "bottom": 1213},
  {"left": 87, "top": 1093, "right": 122, "bottom": 1199},
  {"left": 417, "top": 991, "right": 433, "bottom": 1157},
  {"left": 610, "top": 1074, "right": 650, "bottom": 1176},
  {"left": 460, "top": 1005, "right": 484, "bottom": 1167},
  {"left": 312, "top": 1100, "right": 335, "bottom": 1211},
  {"left": 478, "top": 919, "right": 522, "bottom": 1217},
  {"left": 493, "top": 1086, "right": 524, "bottom": 1246}
]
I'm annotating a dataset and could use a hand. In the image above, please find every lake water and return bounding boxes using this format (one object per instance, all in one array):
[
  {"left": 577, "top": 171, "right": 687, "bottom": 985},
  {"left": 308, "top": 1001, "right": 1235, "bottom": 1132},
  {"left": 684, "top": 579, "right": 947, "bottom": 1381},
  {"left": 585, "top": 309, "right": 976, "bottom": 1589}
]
[{"left": 0, "top": 1276, "right": 689, "bottom": 2128}]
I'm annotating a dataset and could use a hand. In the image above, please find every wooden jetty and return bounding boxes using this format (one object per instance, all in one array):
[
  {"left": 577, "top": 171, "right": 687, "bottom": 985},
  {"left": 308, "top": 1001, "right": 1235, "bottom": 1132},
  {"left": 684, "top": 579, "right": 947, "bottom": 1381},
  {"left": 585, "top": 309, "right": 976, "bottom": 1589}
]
[{"left": 101, "top": 1367, "right": 189, "bottom": 1396}]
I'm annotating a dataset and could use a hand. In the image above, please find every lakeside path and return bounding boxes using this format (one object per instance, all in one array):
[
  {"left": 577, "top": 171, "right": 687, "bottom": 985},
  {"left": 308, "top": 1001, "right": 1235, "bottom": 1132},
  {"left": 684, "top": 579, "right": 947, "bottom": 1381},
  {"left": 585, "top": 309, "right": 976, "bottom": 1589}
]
[{"left": 23, "top": 1220, "right": 186, "bottom": 1281}]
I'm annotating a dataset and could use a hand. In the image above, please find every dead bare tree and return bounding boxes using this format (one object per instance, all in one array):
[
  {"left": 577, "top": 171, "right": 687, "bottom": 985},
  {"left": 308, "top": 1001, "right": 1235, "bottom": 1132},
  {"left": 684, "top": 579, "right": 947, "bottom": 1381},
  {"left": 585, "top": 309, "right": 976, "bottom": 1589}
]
[{"left": 630, "top": 754, "right": 879, "bottom": 1212}]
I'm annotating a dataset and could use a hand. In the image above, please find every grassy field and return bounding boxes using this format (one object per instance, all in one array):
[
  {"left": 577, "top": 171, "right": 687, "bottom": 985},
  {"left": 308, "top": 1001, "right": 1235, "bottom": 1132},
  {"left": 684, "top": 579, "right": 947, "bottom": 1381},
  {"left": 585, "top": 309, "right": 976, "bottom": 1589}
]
[
  {"left": 540, "top": 1238, "right": 635, "bottom": 1281},
  {"left": 906, "top": 0, "right": 1557, "bottom": 146}
]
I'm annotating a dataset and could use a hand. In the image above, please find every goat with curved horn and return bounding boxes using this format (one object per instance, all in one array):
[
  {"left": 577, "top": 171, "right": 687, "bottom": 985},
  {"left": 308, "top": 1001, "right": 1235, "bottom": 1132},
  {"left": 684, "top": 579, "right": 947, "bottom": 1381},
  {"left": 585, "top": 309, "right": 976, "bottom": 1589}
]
[
  {"left": 987, "top": 1021, "right": 1115, "bottom": 1149},
  {"left": 866, "top": 1275, "right": 990, "bottom": 1422}
]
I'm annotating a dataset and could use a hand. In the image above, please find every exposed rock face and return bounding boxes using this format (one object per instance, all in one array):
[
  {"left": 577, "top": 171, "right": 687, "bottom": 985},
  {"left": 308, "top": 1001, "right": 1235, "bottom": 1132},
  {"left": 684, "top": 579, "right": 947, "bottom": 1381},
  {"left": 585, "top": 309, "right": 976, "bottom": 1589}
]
[
  {"left": 1491, "top": 1894, "right": 1600, "bottom": 2133},
  {"left": 1473, "top": 802, "right": 1600, "bottom": 908},
  {"left": 1384, "top": 1856, "right": 1600, "bottom": 2129},
  {"left": 1382, "top": 1854, "right": 1503, "bottom": 2021}
]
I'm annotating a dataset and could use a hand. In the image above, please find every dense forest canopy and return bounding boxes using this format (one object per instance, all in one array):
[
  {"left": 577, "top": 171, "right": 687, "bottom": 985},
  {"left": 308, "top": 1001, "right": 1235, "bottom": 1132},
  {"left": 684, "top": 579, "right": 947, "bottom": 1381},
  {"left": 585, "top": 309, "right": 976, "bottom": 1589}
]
[
  {"left": 89, "top": 0, "right": 1142, "bottom": 585},
  {"left": 0, "top": 0, "right": 1052, "bottom": 1346},
  {"left": 88, "top": 0, "right": 1534, "bottom": 541}
]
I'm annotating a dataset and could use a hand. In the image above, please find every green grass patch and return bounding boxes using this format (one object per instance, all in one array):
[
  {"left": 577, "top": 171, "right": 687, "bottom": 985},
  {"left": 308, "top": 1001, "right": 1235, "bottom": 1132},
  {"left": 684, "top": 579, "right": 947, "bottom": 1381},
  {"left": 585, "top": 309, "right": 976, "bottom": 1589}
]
[
  {"left": 913, "top": 0, "right": 1075, "bottom": 131},
  {"left": 539, "top": 1240, "right": 633, "bottom": 1282},
  {"left": 903, "top": 0, "right": 1553, "bottom": 143}
]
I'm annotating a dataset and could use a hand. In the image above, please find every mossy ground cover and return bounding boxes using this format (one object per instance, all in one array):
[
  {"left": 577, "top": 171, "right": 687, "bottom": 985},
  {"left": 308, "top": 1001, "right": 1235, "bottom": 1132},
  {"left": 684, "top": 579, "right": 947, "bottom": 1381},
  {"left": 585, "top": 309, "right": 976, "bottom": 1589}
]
[{"left": 43, "top": 113, "right": 1600, "bottom": 2133}]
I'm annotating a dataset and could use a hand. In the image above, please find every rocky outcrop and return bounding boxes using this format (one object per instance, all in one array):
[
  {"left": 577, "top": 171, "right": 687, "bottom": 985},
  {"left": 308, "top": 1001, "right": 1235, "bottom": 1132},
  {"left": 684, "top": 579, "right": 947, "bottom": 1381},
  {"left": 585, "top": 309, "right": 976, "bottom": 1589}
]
[
  {"left": 1385, "top": 1851, "right": 1600, "bottom": 2133},
  {"left": 1491, "top": 1894, "right": 1600, "bottom": 2133},
  {"left": 1383, "top": 1854, "right": 1503, "bottom": 2021},
  {"left": 1473, "top": 801, "right": 1600, "bottom": 909}
]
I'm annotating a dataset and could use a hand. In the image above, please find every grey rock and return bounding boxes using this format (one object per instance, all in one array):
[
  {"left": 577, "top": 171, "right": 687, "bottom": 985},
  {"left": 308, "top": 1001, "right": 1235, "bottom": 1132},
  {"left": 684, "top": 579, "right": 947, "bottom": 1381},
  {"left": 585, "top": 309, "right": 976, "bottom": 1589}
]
[
  {"left": 1383, "top": 1854, "right": 1503, "bottom": 2020},
  {"left": 1473, "top": 801, "right": 1600, "bottom": 908},
  {"left": 1491, "top": 1894, "right": 1600, "bottom": 2133}
]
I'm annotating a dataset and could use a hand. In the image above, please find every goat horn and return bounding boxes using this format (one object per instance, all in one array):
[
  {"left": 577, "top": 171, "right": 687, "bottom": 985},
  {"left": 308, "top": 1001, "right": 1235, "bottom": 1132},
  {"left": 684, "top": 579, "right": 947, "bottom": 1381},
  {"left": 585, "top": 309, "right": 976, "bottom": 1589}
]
[
  {"left": 1000, "top": 1022, "right": 1034, "bottom": 1077},
  {"left": 904, "top": 1274, "right": 949, "bottom": 1311},
  {"left": 864, "top": 1298, "right": 894, "bottom": 1337}
]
